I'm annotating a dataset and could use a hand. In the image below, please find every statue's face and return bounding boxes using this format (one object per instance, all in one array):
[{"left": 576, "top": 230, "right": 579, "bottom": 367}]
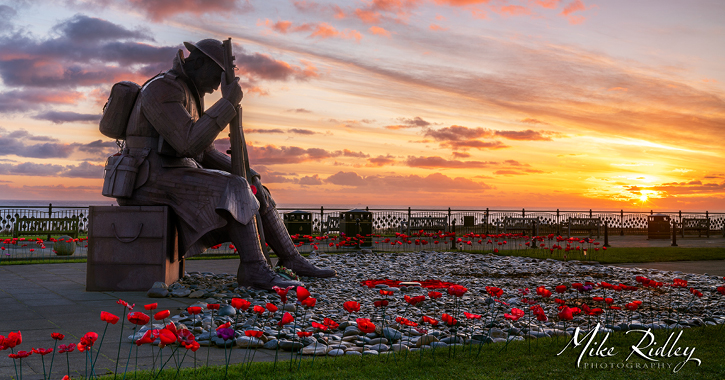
[{"left": 193, "top": 59, "right": 224, "bottom": 95}]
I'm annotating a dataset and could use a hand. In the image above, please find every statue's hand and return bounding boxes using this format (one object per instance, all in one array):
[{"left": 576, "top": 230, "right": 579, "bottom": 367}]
[{"left": 221, "top": 73, "right": 243, "bottom": 105}]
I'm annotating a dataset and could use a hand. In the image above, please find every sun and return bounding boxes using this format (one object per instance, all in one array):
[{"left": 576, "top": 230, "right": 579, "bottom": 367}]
[{"left": 639, "top": 194, "right": 648, "bottom": 202}]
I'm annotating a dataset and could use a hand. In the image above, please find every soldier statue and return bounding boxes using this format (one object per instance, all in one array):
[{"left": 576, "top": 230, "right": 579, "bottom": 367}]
[{"left": 113, "top": 39, "right": 335, "bottom": 289}]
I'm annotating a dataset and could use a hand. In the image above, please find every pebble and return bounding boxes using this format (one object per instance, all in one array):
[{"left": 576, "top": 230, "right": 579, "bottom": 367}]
[{"left": 147, "top": 288, "right": 168, "bottom": 298}]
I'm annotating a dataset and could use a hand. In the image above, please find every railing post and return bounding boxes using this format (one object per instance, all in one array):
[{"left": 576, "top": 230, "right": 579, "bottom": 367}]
[
  {"left": 447, "top": 207, "right": 452, "bottom": 233},
  {"left": 451, "top": 219, "right": 456, "bottom": 250},
  {"left": 706, "top": 211, "right": 710, "bottom": 238},
  {"left": 671, "top": 220, "right": 678, "bottom": 247},
  {"left": 407, "top": 207, "right": 412, "bottom": 235},
  {"left": 522, "top": 208, "right": 525, "bottom": 218},
  {"left": 620, "top": 209, "right": 624, "bottom": 236},
  {"left": 556, "top": 209, "right": 560, "bottom": 236},
  {"left": 320, "top": 206, "right": 324, "bottom": 235},
  {"left": 589, "top": 209, "right": 592, "bottom": 218},
  {"left": 604, "top": 221, "right": 610, "bottom": 247},
  {"left": 485, "top": 208, "right": 489, "bottom": 235},
  {"left": 47, "top": 203, "right": 53, "bottom": 241}
]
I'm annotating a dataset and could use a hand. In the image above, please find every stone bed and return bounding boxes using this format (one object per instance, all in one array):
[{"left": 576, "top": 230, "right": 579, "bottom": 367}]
[{"left": 138, "top": 251, "right": 725, "bottom": 355}]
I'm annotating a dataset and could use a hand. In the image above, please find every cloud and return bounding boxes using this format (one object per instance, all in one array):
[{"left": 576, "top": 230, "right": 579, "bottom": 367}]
[
  {"left": 252, "top": 165, "right": 295, "bottom": 183},
  {"left": 325, "top": 171, "right": 491, "bottom": 193},
  {"left": 503, "top": 159, "right": 528, "bottom": 166},
  {"left": 0, "top": 161, "right": 103, "bottom": 178},
  {"left": 559, "top": 0, "right": 589, "bottom": 24},
  {"left": 124, "top": 0, "right": 252, "bottom": 22},
  {"left": 0, "top": 89, "right": 85, "bottom": 113},
  {"left": 405, "top": 156, "right": 493, "bottom": 168},
  {"left": 494, "top": 129, "right": 558, "bottom": 141},
  {"left": 494, "top": 169, "right": 546, "bottom": 175},
  {"left": 76, "top": 139, "right": 118, "bottom": 155},
  {"left": 342, "top": 149, "right": 370, "bottom": 158},
  {"left": 288, "top": 128, "right": 318, "bottom": 135},
  {"left": 54, "top": 13, "right": 153, "bottom": 42},
  {"left": 0, "top": 128, "right": 116, "bottom": 158},
  {"left": 370, "top": 26, "right": 391, "bottom": 38},
  {"left": 0, "top": 5, "right": 17, "bottom": 32},
  {"left": 286, "top": 108, "right": 312, "bottom": 113},
  {"left": 429, "top": 24, "right": 448, "bottom": 31},
  {"left": 297, "top": 174, "right": 323, "bottom": 185},
  {"left": 248, "top": 144, "right": 343, "bottom": 164},
  {"left": 451, "top": 152, "right": 470, "bottom": 158},
  {"left": 236, "top": 50, "right": 320, "bottom": 81},
  {"left": 32, "top": 111, "right": 101, "bottom": 124},
  {"left": 384, "top": 116, "right": 432, "bottom": 130},
  {"left": 262, "top": 19, "right": 362, "bottom": 42},
  {"left": 521, "top": 118, "right": 547, "bottom": 124},
  {"left": 423, "top": 125, "right": 509, "bottom": 150},
  {"left": 367, "top": 154, "right": 396, "bottom": 167},
  {"left": 247, "top": 128, "right": 285, "bottom": 134}
]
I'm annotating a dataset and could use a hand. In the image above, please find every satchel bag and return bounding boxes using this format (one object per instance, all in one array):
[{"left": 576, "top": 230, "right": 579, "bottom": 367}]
[{"left": 102, "top": 148, "right": 150, "bottom": 198}]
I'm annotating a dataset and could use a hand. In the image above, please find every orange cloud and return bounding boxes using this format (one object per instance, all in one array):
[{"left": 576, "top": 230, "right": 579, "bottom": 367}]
[
  {"left": 560, "top": 0, "right": 589, "bottom": 24},
  {"left": 535, "top": 0, "right": 560, "bottom": 9},
  {"left": 355, "top": 8, "right": 381, "bottom": 24},
  {"left": 495, "top": 5, "right": 531, "bottom": 16},
  {"left": 370, "top": 26, "right": 392, "bottom": 37},
  {"left": 429, "top": 24, "right": 448, "bottom": 31}
]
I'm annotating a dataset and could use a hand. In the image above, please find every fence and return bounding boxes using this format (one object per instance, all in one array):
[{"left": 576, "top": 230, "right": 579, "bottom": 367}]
[{"left": 2, "top": 204, "right": 724, "bottom": 263}]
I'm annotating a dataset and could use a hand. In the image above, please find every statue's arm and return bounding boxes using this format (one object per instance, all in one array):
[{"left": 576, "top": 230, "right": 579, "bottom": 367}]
[
  {"left": 142, "top": 79, "right": 236, "bottom": 158},
  {"left": 198, "top": 145, "right": 261, "bottom": 180}
]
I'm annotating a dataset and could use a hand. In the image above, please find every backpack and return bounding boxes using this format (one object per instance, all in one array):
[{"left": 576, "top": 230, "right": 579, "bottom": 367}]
[{"left": 99, "top": 81, "right": 141, "bottom": 139}]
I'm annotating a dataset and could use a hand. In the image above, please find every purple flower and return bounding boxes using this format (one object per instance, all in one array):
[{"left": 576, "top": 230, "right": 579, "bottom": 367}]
[{"left": 216, "top": 328, "right": 235, "bottom": 341}]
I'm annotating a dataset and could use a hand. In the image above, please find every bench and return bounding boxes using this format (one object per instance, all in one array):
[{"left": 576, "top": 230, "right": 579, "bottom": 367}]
[
  {"left": 501, "top": 217, "right": 538, "bottom": 236},
  {"left": 564, "top": 217, "right": 602, "bottom": 238},
  {"left": 13, "top": 217, "right": 79, "bottom": 239},
  {"left": 401, "top": 216, "right": 448, "bottom": 234},
  {"left": 681, "top": 218, "right": 709, "bottom": 238}
]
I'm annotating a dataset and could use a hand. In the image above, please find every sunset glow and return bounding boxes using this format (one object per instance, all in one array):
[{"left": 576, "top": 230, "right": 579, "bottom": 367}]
[{"left": 0, "top": 1, "right": 723, "bottom": 210}]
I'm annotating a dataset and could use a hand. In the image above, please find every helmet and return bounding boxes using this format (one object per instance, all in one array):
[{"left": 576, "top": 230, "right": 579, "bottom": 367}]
[{"left": 183, "top": 39, "right": 225, "bottom": 71}]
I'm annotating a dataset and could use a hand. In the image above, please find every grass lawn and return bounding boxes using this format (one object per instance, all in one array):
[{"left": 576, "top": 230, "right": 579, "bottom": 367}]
[
  {"left": 484, "top": 247, "right": 725, "bottom": 264},
  {"left": 100, "top": 325, "right": 725, "bottom": 380}
]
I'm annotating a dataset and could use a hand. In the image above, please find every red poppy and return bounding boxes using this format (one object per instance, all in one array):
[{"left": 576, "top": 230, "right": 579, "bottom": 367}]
[
  {"left": 531, "top": 305, "right": 547, "bottom": 321},
  {"left": 555, "top": 285, "right": 567, "bottom": 293},
  {"left": 463, "top": 312, "right": 481, "bottom": 320},
  {"left": 448, "top": 285, "right": 468, "bottom": 297},
  {"left": 592, "top": 296, "right": 604, "bottom": 302},
  {"left": 404, "top": 295, "right": 426, "bottom": 306},
  {"left": 610, "top": 306, "right": 622, "bottom": 310},
  {"left": 625, "top": 302, "right": 638, "bottom": 311},
  {"left": 127, "top": 312, "right": 151, "bottom": 325},
  {"left": 100, "top": 311, "right": 120, "bottom": 325},
  {"left": 51, "top": 332, "right": 64, "bottom": 341},
  {"left": 717, "top": 286, "right": 725, "bottom": 295},
  {"left": 80, "top": 332, "right": 98, "bottom": 347},
  {"left": 323, "top": 318, "right": 339, "bottom": 330},
  {"left": 296, "top": 286, "right": 311, "bottom": 302},
  {"left": 689, "top": 288, "right": 703, "bottom": 298},
  {"left": 266, "top": 303, "right": 279, "bottom": 313},
  {"left": 117, "top": 299, "right": 134, "bottom": 310},
  {"left": 8, "top": 350, "right": 31, "bottom": 359},
  {"left": 373, "top": 300, "right": 389, "bottom": 308},
  {"left": 422, "top": 316, "right": 439, "bottom": 326},
  {"left": 273, "top": 286, "right": 294, "bottom": 304},
  {"left": 343, "top": 301, "right": 361, "bottom": 313},
  {"left": 245, "top": 330, "right": 264, "bottom": 338},
  {"left": 356, "top": 318, "right": 376, "bottom": 333},
  {"left": 486, "top": 286, "right": 504, "bottom": 298},
  {"left": 187, "top": 306, "right": 202, "bottom": 315},
  {"left": 231, "top": 298, "right": 251, "bottom": 311},
  {"left": 297, "top": 331, "right": 313, "bottom": 338},
  {"left": 183, "top": 341, "right": 201, "bottom": 352},
  {"left": 206, "top": 304, "right": 220, "bottom": 310},
  {"left": 144, "top": 303, "right": 158, "bottom": 311},
  {"left": 159, "top": 329, "right": 177, "bottom": 345},
  {"left": 135, "top": 330, "right": 155, "bottom": 346},
  {"left": 441, "top": 313, "right": 457, "bottom": 326},
  {"left": 32, "top": 347, "right": 53, "bottom": 356},
  {"left": 379, "top": 290, "right": 394, "bottom": 296},
  {"left": 536, "top": 286, "right": 552, "bottom": 298},
  {"left": 154, "top": 310, "right": 171, "bottom": 321},
  {"left": 301, "top": 297, "right": 317, "bottom": 308},
  {"left": 604, "top": 297, "right": 614, "bottom": 304},
  {"left": 504, "top": 308, "right": 525, "bottom": 321},
  {"left": 428, "top": 291, "right": 442, "bottom": 299},
  {"left": 558, "top": 306, "right": 574, "bottom": 321},
  {"left": 311, "top": 321, "right": 328, "bottom": 331},
  {"left": 554, "top": 298, "right": 566, "bottom": 305},
  {"left": 216, "top": 322, "right": 231, "bottom": 331},
  {"left": 278, "top": 312, "right": 294, "bottom": 326}
]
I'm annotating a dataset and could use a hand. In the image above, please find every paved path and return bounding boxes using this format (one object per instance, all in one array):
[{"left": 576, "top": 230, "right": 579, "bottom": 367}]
[{"left": 0, "top": 235, "right": 723, "bottom": 379}]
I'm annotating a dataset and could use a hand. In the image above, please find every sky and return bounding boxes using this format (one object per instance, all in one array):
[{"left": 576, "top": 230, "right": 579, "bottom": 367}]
[{"left": 0, "top": 0, "right": 723, "bottom": 211}]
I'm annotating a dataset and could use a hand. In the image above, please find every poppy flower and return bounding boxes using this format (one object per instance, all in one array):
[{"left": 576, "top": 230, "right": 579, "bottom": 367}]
[
  {"left": 404, "top": 295, "right": 426, "bottom": 306},
  {"left": 266, "top": 303, "right": 279, "bottom": 313},
  {"left": 672, "top": 278, "right": 687, "bottom": 288},
  {"left": 245, "top": 330, "right": 264, "bottom": 338},
  {"left": 135, "top": 330, "right": 155, "bottom": 346},
  {"left": 187, "top": 306, "right": 202, "bottom": 315},
  {"left": 504, "top": 308, "right": 525, "bottom": 321},
  {"left": 81, "top": 332, "right": 98, "bottom": 347},
  {"left": 231, "top": 298, "right": 251, "bottom": 311},
  {"left": 216, "top": 322, "right": 231, "bottom": 331},
  {"left": 216, "top": 328, "right": 235, "bottom": 341},
  {"left": 8, "top": 350, "right": 31, "bottom": 359},
  {"left": 206, "top": 304, "right": 220, "bottom": 310},
  {"left": 127, "top": 312, "right": 150, "bottom": 325},
  {"left": 183, "top": 341, "right": 201, "bottom": 352},
  {"left": 441, "top": 313, "right": 457, "bottom": 326},
  {"left": 58, "top": 343, "right": 76, "bottom": 353},
  {"left": 486, "top": 286, "right": 503, "bottom": 298},
  {"left": 558, "top": 306, "right": 574, "bottom": 321},
  {"left": 177, "top": 329, "right": 195, "bottom": 345},
  {"left": 625, "top": 303, "right": 638, "bottom": 311},
  {"left": 689, "top": 288, "right": 703, "bottom": 298},
  {"left": 356, "top": 318, "right": 376, "bottom": 333},
  {"left": 273, "top": 286, "right": 294, "bottom": 304},
  {"left": 343, "top": 301, "right": 361, "bottom": 313},
  {"left": 117, "top": 299, "right": 134, "bottom": 310},
  {"left": 448, "top": 285, "right": 468, "bottom": 297},
  {"left": 278, "top": 312, "right": 294, "bottom": 326},
  {"left": 154, "top": 310, "right": 171, "bottom": 321},
  {"left": 610, "top": 306, "right": 622, "bottom": 310},
  {"left": 555, "top": 285, "right": 567, "bottom": 293},
  {"left": 323, "top": 318, "right": 339, "bottom": 330},
  {"left": 604, "top": 297, "right": 614, "bottom": 304},
  {"left": 463, "top": 312, "right": 481, "bottom": 320},
  {"left": 397, "top": 317, "right": 418, "bottom": 327},
  {"left": 592, "top": 296, "right": 604, "bottom": 302},
  {"left": 144, "top": 303, "right": 158, "bottom": 311},
  {"left": 379, "top": 289, "right": 394, "bottom": 296},
  {"left": 422, "top": 316, "right": 439, "bottom": 326},
  {"left": 100, "top": 311, "right": 120, "bottom": 325},
  {"left": 373, "top": 300, "right": 389, "bottom": 308},
  {"left": 252, "top": 305, "right": 266, "bottom": 315},
  {"left": 717, "top": 286, "right": 725, "bottom": 295},
  {"left": 301, "top": 297, "right": 317, "bottom": 308},
  {"left": 428, "top": 291, "right": 442, "bottom": 299},
  {"left": 159, "top": 328, "right": 178, "bottom": 345},
  {"left": 297, "top": 331, "right": 313, "bottom": 338},
  {"left": 51, "top": 332, "right": 64, "bottom": 341},
  {"left": 31, "top": 347, "right": 53, "bottom": 356},
  {"left": 296, "top": 286, "right": 311, "bottom": 302}
]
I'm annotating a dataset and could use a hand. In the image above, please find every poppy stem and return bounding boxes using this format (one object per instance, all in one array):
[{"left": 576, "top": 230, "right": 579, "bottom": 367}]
[
  {"left": 120, "top": 326, "right": 138, "bottom": 380},
  {"left": 114, "top": 307, "right": 127, "bottom": 380},
  {"left": 175, "top": 349, "right": 189, "bottom": 379},
  {"left": 297, "top": 309, "right": 308, "bottom": 370},
  {"left": 290, "top": 304, "right": 299, "bottom": 371},
  {"left": 48, "top": 339, "right": 58, "bottom": 380},
  {"left": 206, "top": 309, "right": 214, "bottom": 368},
  {"left": 40, "top": 354, "right": 46, "bottom": 380},
  {"left": 90, "top": 322, "right": 109, "bottom": 376},
  {"left": 66, "top": 352, "right": 70, "bottom": 379}
]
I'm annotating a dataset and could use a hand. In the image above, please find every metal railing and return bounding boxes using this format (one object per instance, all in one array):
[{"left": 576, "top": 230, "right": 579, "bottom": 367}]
[{"left": 2, "top": 204, "right": 724, "bottom": 263}]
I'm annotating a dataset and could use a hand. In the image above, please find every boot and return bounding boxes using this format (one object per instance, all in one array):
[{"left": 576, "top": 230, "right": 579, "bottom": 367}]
[
  {"left": 230, "top": 218, "right": 303, "bottom": 290},
  {"left": 260, "top": 208, "right": 337, "bottom": 278}
]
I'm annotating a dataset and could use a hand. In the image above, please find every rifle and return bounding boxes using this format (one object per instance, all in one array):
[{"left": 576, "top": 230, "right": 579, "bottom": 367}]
[{"left": 222, "top": 38, "right": 272, "bottom": 266}]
